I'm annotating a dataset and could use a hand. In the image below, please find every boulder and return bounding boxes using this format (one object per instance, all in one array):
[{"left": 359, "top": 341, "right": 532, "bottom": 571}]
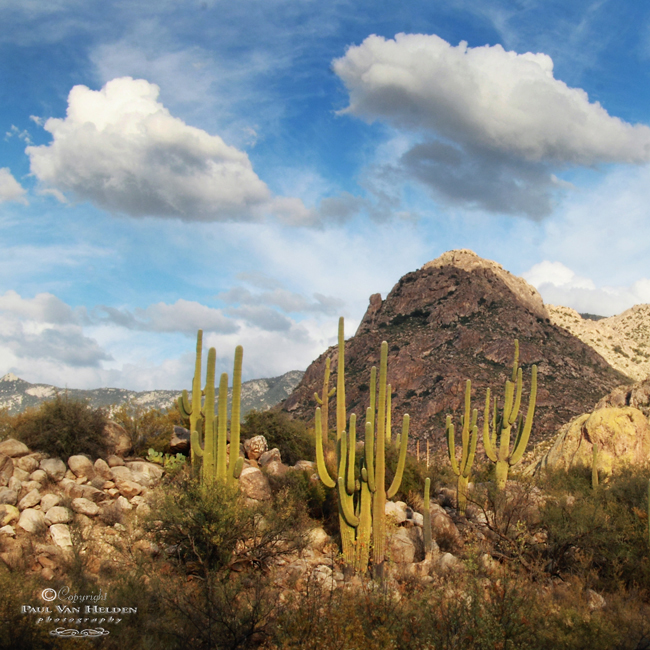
[
  {"left": 385, "top": 501, "right": 408, "bottom": 524},
  {"left": 40, "top": 493, "right": 61, "bottom": 512},
  {"left": 0, "top": 525, "right": 15, "bottom": 537},
  {"left": 30, "top": 469, "right": 48, "bottom": 483},
  {"left": 115, "top": 496, "right": 133, "bottom": 512},
  {"left": 0, "top": 504, "right": 19, "bottom": 526},
  {"left": 0, "top": 438, "right": 29, "bottom": 458},
  {"left": 104, "top": 421, "right": 132, "bottom": 457},
  {"left": 308, "top": 527, "right": 331, "bottom": 552},
  {"left": 258, "top": 448, "right": 282, "bottom": 467},
  {"left": 0, "top": 455, "right": 12, "bottom": 487},
  {"left": 239, "top": 466, "right": 272, "bottom": 501},
  {"left": 71, "top": 498, "right": 99, "bottom": 516},
  {"left": 44, "top": 506, "right": 73, "bottom": 525},
  {"left": 93, "top": 458, "right": 113, "bottom": 480},
  {"left": 437, "top": 552, "right": 463, "bottom": 573},
  {"left": 68, "top": 455, "right": 95, "bottom": 479},
  {"left": 49, "top": 524, "right": 72, "bottom": 548},
  {"left": 18, "top": 508, "right": 46, "bottom": 533},
  {"left": 18, "top": 488, "right": 42, "bottom": 510},
  {"left": 107, "top": 455, "right": 125, "bottom": 467},
  {"left": 14, "top": 455, "right": 39, "bottom": 473},
  {"left": 244, "top": 435, "right": 268, "bottom": 460},
  {"left": 387, "top": 527, "right": 422, "bottom": 564},
  {"left": 292, "top": 460, "right": 316, "bottom": 471},
  {"left": 12, "top": 467, "right": 29, "bottom": 482},
  {"left": 266, "top": 459, "right": 289, "bottom": 477},
  {"left": 110, "top": 465, "right": 133, "bottom": 483},
  {"left": 40, "top": 458, "right": 66, "bottom": 481},
  {"left": 125, "top": 461, "right": 163, "bottom": 487},
  {"left": 530, "top": 407, "right": 650, "bottom": 475},
  {"left": 0, "top": 487, "right": 17, "bottom": 506},
  {"left": 116, "top": 480, "right": 143, "bottom": 499},
  {"left": 170, "top": 426, "right": 190, "bottom": 454},
  {"left": 429, "top": 504, "right": 462, "bottom": 548}
]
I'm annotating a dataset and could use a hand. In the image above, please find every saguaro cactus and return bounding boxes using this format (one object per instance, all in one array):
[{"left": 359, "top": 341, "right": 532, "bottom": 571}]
[
  {"left": 178, "top": 330, "right": 204, "bottom": 468},
  {"left": 314, "top": 357, "right": 336, "bottom": 446},
  {"left": 423, "top": 477, "right": 433, "bottom": 557},
  {"left": 190, "top": 342, "right": 244, "bottom": 485},
  {"left": 483, "top": 340, "right": 538, "bottom": 491},
  {"left": 446, "top": 380, "right": 478, "bottom": 515}
]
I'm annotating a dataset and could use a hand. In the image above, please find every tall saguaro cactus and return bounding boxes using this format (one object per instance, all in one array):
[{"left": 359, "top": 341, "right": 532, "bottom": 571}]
[
  {"left": 178, "top": 330, "right": 204, "bottom": 468},
  {"left": 314, "top": 319, "right": 410, "bottom": 576},
  {"left": 446, "top": 380, "right": 478, "bottom": 515},
  {"left": 483, "top": 340, "right": 538, "bottom": 491},
  {"left": 187, "top": 336, "right": 244, "bottom": 486}
]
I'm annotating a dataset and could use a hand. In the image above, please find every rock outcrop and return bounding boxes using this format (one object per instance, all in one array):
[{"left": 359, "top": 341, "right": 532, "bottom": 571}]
[{"left": 283, "top": 250, "right": 630, "bottom": 451}]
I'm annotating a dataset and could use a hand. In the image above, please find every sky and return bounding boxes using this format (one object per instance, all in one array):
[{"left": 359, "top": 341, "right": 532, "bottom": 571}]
[{"left": 1, "top": 0, "right": 650, "bottom": 391}]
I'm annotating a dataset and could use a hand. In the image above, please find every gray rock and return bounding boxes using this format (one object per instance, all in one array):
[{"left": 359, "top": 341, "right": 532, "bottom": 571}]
[
  {"left": 104, "top": 421, "right": 132, "bottom": 457},
  {"left": 388, "top": 527, "right": 418, "bottom": 564},
  {"left": 430, "top": 503, "right": 462, "bottom": 548},
  {"left": 40, "top": 458, "right": 66, "bottom": 481},
  {"left": 587, "top": 589, "right": 606, "bottom": 611},
  {"left": 40, "top": 494, "right": 61, "bottom": 512},
  {"left": 67, "top": 455, "right": 94, "bottom": 479},
  {"left": 29, "top": 469, "right": 48, "bottom": 483},
  {"left": 0, "top": 525, "right": 15, "bottom": 536},
  {"left": 170, "top": 426, "right": 190, "bottom": 454},
  {"left": 437, "top": 552, "right": 462, "bottom": 573},
  {"left": 107, "top": 455, "right": 125, "bottom": 467},
  {"left": 239, "top": 466, "right": 272, "bottom": 500},
  {"left": 12, "top": 467, "right": 29, "bottom": 482},
  {"left": 292, "top": 460, "right": 315, "bottom": 471},
  {"left": 263, "top": 460, "right": 288, "bottom": 477},
  {"left": 71, "top": 498, "right": 99, "bottom": 516},
  {"left": 385, "top": 501, "right": 408, "bottom": 524},
  {"left": 412, "top": 512, "right": 424, "bottom": 527},
  {"left": 116, "top": 480, "right": 142, "bottom": 499},
  {"left": 93, "top": 458, "right": 113, "bottom": 480},
  {"left": 44, "top": 506, "right": 73, "bottom": 525},
  {"left": 49, "top": 523, "right": 72, "bottom": 548},
  {"left": 244, "top": 435, "right": 268, "bottom": 461},
  {"left": 110, "top": 465, "right": 133, "bottom": 483},
  {"left": 0, "top": 455, "right": 13, "bottom": 486},
  {"left": 308, "top": 527, "right": 331, "bottom": 551},
  {"left": 125, "top": 461, "right": 163, "bottom": 487},
  {"left": 8, "top": 477, "right": 21, "bottom": 492},
  {"left": 0, "top": 487, "right": 17, "bottom": 505},
  {"left": 14, "top": 455, "right": 39, "bottom": 473},
  {"left": 21, "top": 480, "right": 42, "bottom": 493},
  {"left": 258, "top": 448, "right": 282, "bottom": 467},
  {"left": 18, "top": 508, "right": 46, "bottom": 533},
  {"left": 115, "top": 496, "right": 133, "bottom": 512},
  {"left": 18, "top": 488, "right": 42, "bottom": 510},
  {"left": 0, "top": 438, "right": 30, "bottom": 458},
  {"left": 0, "top": 504, "right": 19, "bottom": 526}
]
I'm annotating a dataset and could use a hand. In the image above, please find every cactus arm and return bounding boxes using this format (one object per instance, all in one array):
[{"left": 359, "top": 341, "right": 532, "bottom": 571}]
[
  {"left": 314, "top": 392, "right": 323, "bottom": 405},
  {"left": 315, "top": 408, "right": 336, "bottom": 488},
  {"left": 338, "top": 477, "right": 360, "bottom": 527},
  {"left": 364, "top": 415, "right": 376, "bottom": 493},
  {"left": 178, "top": 390, "right": 191, "bottom": 420},
  {"left": 190, "top": 421, "right": 204, "bottom": 458},
  {"left": 423, "top": 478, "right": 432, "bottom": 555},
  {"left": 228, "top": 346, "right": 243, "bottom": 483},
  {"left": 346, "top": 414, "right": 357, "bottom": 495},
  {"left": 509, "top": 365, "right": 537, "bottom": 466},
  {"left": 511, "top": 339, "right": 519, "bottom": 382},
  {"left": 356, "top": 476, "right": 372, "bottom": 572},
  {"left": 387, "top": 414, "right": 409, "bottom": 499},
  {"left": 502, "top": 380, "right": 515, "bottom": 431},
  {"left": 202, "top": 348, "right": 217, "bottom": 483},
  {"left": 216, "top": 372, "right": 229, "bottom": 481},
  {"left": 447, "top": 416, "right": 460, "bottom": 476},
  {"left": 386, "top": 385, "right": 392, "bottom": 444},
  {"left": 336, "top": 317, "right": 346, "bottom": 441},
  {"left": 483, "top": 389, "right": 498, "bottom": 463},
  {"left": 463, "top": 425, "right": 478, "bottom": 479},
  {"left": 460, "top": 381, "right": 471, "bottom": 469}
]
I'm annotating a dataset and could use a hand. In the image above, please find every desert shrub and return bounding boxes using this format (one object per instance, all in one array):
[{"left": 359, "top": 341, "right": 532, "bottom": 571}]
[
  {"left": 12, "top": 393, "right": 108, "bottom": 459},
  {"left": 241, "top": 410, "right": 314, "bottom": 466},
  {"left": 111, "top": 400, "right": 181, "bottom": 457},
  {"left": 539, "top": 464, "right": 650, "bottom": 593}
]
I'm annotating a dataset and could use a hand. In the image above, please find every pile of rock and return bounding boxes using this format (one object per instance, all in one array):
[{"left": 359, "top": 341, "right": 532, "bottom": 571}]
[{"left": 0, "top": 437, "right": 163, "bottom": 578}]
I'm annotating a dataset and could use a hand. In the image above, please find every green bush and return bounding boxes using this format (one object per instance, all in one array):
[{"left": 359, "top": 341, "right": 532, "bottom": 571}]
[
  {"left": 13, "top": 393, "right": 108, "bottom": 459},
  {"left": 241, "top": 410, "right": 315, "bottom": 466}
]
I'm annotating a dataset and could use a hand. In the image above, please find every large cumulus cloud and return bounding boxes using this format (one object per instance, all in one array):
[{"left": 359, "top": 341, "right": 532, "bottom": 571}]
[
  {"left": 26, "top": 77, "right": 314, "bottom": 223},
  {"left": 333, "top": 34, "right": 650, "bottom": 218}
]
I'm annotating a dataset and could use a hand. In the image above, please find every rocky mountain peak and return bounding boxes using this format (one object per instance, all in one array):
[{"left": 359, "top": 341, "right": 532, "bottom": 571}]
[{"left": 284, "top": 251, "right": 631, "bottom": 451}]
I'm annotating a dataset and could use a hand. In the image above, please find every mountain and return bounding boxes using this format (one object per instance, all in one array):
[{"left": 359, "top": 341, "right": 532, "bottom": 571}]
[
  {"left": 282, "top": 249, "right": 632, "bottom": 451},
  {"left": 0, "top": 370, "right": 304, "bottom": 419},
  {"left": 547, "top": 304, "right": 650, "bottom": 382}
]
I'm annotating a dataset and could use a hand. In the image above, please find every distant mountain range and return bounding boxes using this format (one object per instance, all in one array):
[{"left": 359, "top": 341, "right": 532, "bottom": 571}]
[{"left": 0, "top": 370, "right": 305, "bottom": 419}]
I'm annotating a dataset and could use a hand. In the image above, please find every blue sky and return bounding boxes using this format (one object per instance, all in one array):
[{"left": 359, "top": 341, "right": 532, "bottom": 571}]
[{"left": 1, "top": 0, "right": 650, "bottom": 391}]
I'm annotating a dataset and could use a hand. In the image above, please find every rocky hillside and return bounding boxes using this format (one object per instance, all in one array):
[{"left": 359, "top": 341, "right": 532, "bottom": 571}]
[
  {"left": 0, "top": 370, "right": 304, "bottom": 419},
  {"left": 547, "top": 304, "right": 650, "bottom": 381},
  {"left": 283, "top": 249, "right": 632, "bottom": 451}
]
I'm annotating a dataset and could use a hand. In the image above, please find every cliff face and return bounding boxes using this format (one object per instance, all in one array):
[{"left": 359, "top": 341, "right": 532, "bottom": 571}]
[{"left": 282, "top": 250, "right": 632, "bottom": 451}]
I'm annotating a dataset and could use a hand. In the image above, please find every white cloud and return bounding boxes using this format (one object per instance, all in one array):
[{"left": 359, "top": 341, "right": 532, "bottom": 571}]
[
  {"left": 0, "top": 290, "right": 78, "bottom": 324},
  {"left": 332, "top": 33, "right": 650, "bottom": 219},
  {"left": 0, "top": 168, "right": 28, "bottom": 204},
  {"left": 333, "top": 33, "right": 650, "bottom": 164},
  {"left": 25, "top": 77, "right": 280, "bottom": 222},
  {"left": 523, "top": 260, "right": 650, "bottom": 316}
]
